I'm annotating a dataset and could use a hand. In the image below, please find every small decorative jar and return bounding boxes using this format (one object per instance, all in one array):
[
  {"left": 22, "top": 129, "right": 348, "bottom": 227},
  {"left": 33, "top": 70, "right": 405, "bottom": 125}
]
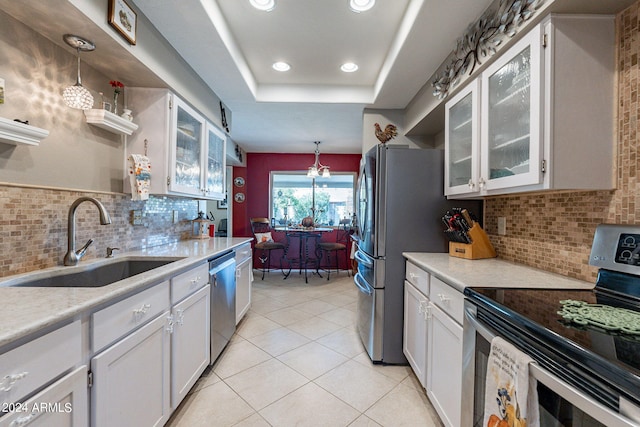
[{"left": 121, "top": 109, "right": 133, "bottom": 121}]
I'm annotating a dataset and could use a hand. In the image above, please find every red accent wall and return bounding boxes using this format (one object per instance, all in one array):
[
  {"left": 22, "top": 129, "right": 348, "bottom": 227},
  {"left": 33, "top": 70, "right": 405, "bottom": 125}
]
[
  {"left": 231, "top": 152, "right": 361, "bottom": 271},
  {"left": 232, "top": 152, "right": 361, "bottom": 238}
]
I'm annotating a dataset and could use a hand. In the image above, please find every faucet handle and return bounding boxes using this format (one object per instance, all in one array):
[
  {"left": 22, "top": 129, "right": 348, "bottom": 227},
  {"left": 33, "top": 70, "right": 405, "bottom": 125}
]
[
  {"left": 76, "top": 239, "right": 94, "bottom": 259},
  {"left": 106, "top": 247, "right": 120, "bottom": 258}
]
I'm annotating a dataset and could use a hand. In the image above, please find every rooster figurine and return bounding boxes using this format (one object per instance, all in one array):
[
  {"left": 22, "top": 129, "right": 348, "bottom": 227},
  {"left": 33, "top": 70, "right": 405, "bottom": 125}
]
[{"left": 374, "top": 123, "right": 398, "bottom": 144}]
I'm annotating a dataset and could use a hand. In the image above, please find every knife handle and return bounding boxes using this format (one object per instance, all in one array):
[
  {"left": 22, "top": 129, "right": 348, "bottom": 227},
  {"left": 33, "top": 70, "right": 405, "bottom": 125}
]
[{"left": 461, "top": 209, "right": 474, "bottom": 227}]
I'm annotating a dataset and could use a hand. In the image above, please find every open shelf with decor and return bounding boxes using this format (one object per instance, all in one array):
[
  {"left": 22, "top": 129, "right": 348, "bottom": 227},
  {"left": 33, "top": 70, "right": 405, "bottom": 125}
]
[
  {"left": 0, "top": 116, "right": 49, "bottom": 146},
  {"left": 84, "top": 109, "right": 138, "bottom": 136}
]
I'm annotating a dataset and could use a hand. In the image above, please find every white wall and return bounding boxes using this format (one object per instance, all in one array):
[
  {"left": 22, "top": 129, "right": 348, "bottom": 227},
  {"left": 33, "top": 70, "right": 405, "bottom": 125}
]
[{"left": 362, "top": 109, "right": 421, "bottom": 155}]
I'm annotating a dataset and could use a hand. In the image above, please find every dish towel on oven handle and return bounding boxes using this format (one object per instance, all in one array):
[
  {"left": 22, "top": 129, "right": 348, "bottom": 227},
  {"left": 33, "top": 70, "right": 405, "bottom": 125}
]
[
  {"left": 484, "top": 336, "right": 540, "bottom": 427},
  {"left": 128, "top": 154, "right": 151, "bottom": 201}
]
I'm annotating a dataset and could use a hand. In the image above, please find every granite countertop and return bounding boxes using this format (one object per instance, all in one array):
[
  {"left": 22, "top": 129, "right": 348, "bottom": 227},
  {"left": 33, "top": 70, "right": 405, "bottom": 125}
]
[
  {"left": 0, "top": 237, "right": 252, "bottom": 348},
  {"left": 403, "top": 252, "right": 595, "bottom": 293}
]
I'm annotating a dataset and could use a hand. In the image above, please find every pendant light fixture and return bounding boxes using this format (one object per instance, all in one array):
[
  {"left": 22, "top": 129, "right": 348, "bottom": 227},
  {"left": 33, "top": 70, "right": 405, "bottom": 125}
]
[
  {"left": 307, "top": 141, "right": 330, "bottom": 178},
  {"left": 62, "top": 34, "right": 95, "bottom": 110}
]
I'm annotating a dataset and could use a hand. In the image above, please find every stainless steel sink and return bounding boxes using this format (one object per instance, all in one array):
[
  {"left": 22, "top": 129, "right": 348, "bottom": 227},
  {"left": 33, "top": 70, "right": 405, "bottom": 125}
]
[{"left": 4, "top": 258, "right": 183, "bottom": 288}]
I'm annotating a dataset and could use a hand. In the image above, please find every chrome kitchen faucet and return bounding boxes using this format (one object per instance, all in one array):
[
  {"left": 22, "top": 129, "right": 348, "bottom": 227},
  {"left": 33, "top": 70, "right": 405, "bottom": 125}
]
[{"left": 63, "top": 197, "right": 112, "bottom": 266}]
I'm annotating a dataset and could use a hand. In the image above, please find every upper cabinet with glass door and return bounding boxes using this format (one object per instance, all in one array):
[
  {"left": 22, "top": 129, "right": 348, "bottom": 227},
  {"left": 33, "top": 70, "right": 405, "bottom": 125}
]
[
  {"left": 445, "top": 79, "right": 480, "bottom": 196},
  {"left": 444, "top": 15, "right": 616, "bottom": 198},
  {"left": 481, "top": 25, "right": 542, "bottom": 192},
  {"left": 204, "top": 122, "right": 226, "bottom": 200},
  {"left": 171, "top": 98, "right": 205, "bottom": 196},
  {"left": 125, "top": 88, "right": 227, "bottom": 200}
]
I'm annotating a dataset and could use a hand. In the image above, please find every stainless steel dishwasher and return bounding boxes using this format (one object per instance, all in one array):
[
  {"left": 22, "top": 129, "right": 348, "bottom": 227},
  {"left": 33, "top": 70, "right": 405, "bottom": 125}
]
[{"left": 208, "top": 251, "right": 236, "bottom": 364}]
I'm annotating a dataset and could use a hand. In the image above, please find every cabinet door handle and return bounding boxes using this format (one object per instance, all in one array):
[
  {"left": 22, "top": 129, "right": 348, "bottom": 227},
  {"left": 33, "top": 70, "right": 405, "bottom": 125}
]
[
  {"left": 10, "top": 413, "right": 36, "bottom": 426},
  {"left": 478, "top": 178, "right": 486, "bottom": 189},
  {"left": 409, "top": 272, "right": 418, "bottom": 281},
  {"left": 175, "top": 309, "right": 185, "bottom": 326},
  {"left": 133, "top": 303, "right": 151, "bottom": 320},
  {"left": 0, "top": 371, "right": 29, "bottom": 392},
  {"left": 425, "top": 304, "right": 432, "bottom": 321},
  {"left": 191, "top": 276, "right": 200, "bottom": 285},
  {"left": 418, "top": 300, "right": 426, "bottom": 314},
  {"left": 468, "top": 179, "right": 475, "bottom": 189},
  {"left": 438, "top": 293, "right": 451, "bottom": 303},
  {"left": 166, "top": 314, "right": 174, "bottom": 333}
]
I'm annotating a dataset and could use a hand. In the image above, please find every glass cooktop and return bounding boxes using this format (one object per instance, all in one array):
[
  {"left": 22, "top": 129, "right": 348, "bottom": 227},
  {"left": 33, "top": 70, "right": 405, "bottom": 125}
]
[{"left": 465, "top": 277, "right": 640, "bottom": 409}]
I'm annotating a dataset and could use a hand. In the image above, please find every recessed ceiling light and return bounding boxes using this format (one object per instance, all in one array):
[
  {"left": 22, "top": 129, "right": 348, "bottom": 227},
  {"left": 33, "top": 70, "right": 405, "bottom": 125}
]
[
  {"left": 250, "top": 0, "right": 275, "bottom": 12},
  {"left": 349, "top": 0, "right": 375, "bottom": 13},
  {"left": 341, "top": 62, "right": 359, "bottom": 73},
  {"left": 272, "top": 62, "right": 291, "bottom": 72}
]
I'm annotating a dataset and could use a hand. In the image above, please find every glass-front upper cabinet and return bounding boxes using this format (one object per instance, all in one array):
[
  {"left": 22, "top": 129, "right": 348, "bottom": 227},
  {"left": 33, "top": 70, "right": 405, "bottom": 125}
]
[
  {"left": 445, "top": 79, "right": 480, "bottom": 196},
  {"left": 204, "top": 123, "right": 226, "bottom": 200},
  {"left": 481, "top": 24, "right": 542, "bottom": 191},
  {"left": 170, "top": 97, "right": 205, "bottom": 196}
]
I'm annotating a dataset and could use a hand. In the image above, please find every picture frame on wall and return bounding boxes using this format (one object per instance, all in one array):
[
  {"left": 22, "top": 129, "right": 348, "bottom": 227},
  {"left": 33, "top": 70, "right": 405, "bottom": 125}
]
[
  {"left": 217, "top": 196, "right": 228, "bottom": 209},
  {"left": 108, "top": 0, "right": 137, "bottom": 45}
]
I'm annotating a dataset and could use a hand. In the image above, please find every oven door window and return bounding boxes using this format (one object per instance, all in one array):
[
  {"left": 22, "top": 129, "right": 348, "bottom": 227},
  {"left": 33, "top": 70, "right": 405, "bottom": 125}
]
[{"left": 473, "top": 331, "right": 608, "bottom": 427}]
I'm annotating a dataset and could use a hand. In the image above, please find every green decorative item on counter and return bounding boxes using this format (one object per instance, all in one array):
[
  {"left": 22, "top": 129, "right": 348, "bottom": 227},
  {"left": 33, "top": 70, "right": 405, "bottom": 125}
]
[{"left": 558, "top": 300, "right": 640, "bottom": 335}]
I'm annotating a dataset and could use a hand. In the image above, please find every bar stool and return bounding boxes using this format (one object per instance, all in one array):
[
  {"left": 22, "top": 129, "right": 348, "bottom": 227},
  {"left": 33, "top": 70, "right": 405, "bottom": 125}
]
[
  {"left": 250, "top": 217, "right": 289, "bottom": 280},
  {"left": 317, "top": 226, "right": 352, "bottom": 280}
]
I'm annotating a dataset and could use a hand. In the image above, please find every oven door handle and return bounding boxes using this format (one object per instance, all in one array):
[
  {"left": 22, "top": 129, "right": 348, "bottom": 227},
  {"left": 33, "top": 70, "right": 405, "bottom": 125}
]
[{"left": 464, "top": 306, "right": 497, "bottom": 343}]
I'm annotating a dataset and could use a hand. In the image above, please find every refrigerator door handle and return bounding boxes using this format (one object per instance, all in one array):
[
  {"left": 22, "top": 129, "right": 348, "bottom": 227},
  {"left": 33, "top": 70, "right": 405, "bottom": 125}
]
[
  {"left": 354, "top": 250, "right": 374, "bottom": 268},
  {"left": 354, "top": 273, "right": 373, "bottom": 295}
]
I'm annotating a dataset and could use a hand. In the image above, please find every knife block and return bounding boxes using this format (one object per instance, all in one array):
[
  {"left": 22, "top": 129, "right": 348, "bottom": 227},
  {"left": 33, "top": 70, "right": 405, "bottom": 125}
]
[{"left": 448, "top": 223, "right": 497, "bottom": 260}]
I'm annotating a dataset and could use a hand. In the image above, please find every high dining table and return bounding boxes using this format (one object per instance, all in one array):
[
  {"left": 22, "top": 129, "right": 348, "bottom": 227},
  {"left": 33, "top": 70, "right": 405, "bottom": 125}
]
[{"left": 275, "top": 226, "right": 332, "bottom": 283}]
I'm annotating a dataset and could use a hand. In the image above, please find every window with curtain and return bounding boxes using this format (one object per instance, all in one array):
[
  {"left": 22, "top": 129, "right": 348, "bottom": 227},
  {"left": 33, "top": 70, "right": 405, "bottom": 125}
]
[{"left": 270, "top": 172, "right": 356, "bottom": 227}]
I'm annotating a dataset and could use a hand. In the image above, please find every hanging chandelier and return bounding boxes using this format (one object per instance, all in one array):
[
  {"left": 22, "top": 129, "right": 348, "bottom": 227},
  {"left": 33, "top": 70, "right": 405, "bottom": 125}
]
[
  {"left": 307, "top": 141, "right": 330, "bottom": 178},
  {"left": 62, "top": 34, "right": 95, "bottom": 110}
]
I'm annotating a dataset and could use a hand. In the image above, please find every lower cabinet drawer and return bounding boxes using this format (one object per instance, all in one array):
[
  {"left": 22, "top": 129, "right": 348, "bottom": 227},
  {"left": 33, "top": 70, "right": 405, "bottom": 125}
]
[
  {"left": 171, "top": 263, "right": 208, "bottom": 305},
  {"left": 406, "top": 261, "right": 429, "bottom": 295},
  {"left": 0, "top": 366, "right": 88, "bottom": 427},
  {"left": 235, "top": 243, "right": 252, "bottom": 265},
  {"left": 430, "top": 276, "right": 464, "bottom": 324},
  {"left": 0, "top": 320, "right": 81, "bottom": 408},
  {"left": 92, "top": 281, "right": 170, "bottom": 352}
]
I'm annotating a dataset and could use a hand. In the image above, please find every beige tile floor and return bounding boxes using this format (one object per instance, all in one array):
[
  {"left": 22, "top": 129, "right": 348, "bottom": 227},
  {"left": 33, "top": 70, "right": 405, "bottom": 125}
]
[{"left": 167, "top": 270, "right": 443, "bottom": 427}]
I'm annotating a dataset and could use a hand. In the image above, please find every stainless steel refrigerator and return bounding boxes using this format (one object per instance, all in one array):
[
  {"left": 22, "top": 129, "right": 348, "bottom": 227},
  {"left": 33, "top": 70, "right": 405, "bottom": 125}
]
[{"left": 353, "top": 145, "right": 480, "bottom": 364}]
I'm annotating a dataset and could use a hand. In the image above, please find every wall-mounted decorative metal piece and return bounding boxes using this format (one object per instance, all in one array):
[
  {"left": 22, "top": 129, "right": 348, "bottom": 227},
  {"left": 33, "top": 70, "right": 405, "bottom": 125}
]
[
  {"left": 220, "top": 101, "right": 230, "bottom": 133},
  {"left": 432, "top": 0, "right": 544, "bottom": 99}
]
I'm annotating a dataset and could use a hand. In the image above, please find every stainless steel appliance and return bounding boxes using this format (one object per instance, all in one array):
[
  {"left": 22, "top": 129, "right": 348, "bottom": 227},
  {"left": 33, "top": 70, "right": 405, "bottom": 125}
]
[
  {"left": 354, "top": 145, "right": 480, "bottom": 364},
  {"left": 208, "top": 251, "right": 236, "bottom": 364},
  {"left": 463, "top": 224, "right": 640, "bottom": 426}
]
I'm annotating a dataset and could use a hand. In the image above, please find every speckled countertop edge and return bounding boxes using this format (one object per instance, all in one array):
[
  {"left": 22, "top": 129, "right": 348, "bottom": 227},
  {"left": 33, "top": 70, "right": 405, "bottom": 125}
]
[
  {"left": 0, "top": 237, "right": 252, "bottom": 348},
  {"left": 402, "top": 252, "right": 595, "bottom": 293}
]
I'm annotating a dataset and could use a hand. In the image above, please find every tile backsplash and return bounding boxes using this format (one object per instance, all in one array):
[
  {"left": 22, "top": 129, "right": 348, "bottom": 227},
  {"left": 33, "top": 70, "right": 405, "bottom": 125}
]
[
  {"left": 484, "top": 4, "right": 640, "bottom": 283},
  {"left": 0, "top": 184, "right": 199, "bottom": 278}
]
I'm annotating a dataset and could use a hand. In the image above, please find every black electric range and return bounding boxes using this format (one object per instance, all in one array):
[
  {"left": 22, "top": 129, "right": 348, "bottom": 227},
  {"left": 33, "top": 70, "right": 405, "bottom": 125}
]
[{"left": 465, "top": 224, "right": 640, "bottom": 417}]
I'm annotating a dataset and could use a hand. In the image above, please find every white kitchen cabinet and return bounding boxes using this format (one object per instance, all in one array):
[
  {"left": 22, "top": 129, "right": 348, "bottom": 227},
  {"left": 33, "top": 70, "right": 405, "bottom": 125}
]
[
  {"left": 445, "top": 14, "right": 615, "bottom": 197},
  {"left": 204, "top": 122, "right": 226, "bottom": 200},
  {"left": 235, "top": 243, "right": 252, "bottom": 324},
  {"left": 403, "top": 261, "right": 430, "bottom": 388},
  {"left": 445, "top": 78, "right": 480, "bottom": 197},
  {"left": 427, "top": 302, "right": 463, "bottom": 427},
  {"left": 0, "top": 366, "right": 88, "bottom": 427},
  {"left": 126, "top": 88, "right": 226, "bottom": 200},
  {"left": 171, "top": 285, "right": 210, "bottom": 408},
  {"left": 403, "top": 280, "right": 429, "bottom": 388},
  {"left": 0, "top": 321, "right": 81, "bottom": 409},
  {"left": 403, "top": 260, "right": 464, "bottom": 427},
  {"left": 91, "top": 312, "right": 172, "bottom": 427}
]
